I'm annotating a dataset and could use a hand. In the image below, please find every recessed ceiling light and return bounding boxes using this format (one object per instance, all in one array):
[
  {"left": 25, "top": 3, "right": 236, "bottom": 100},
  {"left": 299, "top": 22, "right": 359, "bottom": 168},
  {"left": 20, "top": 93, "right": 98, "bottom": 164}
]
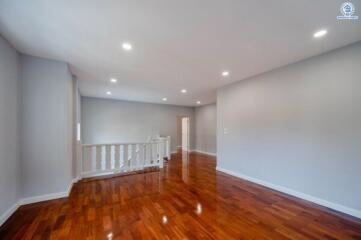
[
  {"left": 162, "top": 97, "right": 167, "bottom": 101},
  {"left": 313, "top": 29, "right": 327, "bottom": 38},
  {"left": 110, "top": 78, "right": 117, "bottom": 83},
  {"left": 122, "top": 42, "right": 132, "bottom": 50},
  {"left": 196, "top": 101, "right": 201, "bottom": 104},
  {"left": 222, "top": 71, "right": 229, "bottom": 77},
  {"left": 106, "top": 91, "right": 112, "bottom": 95},
  {"left": 181, "top": 89, "right": 187, "bottom": 93}
]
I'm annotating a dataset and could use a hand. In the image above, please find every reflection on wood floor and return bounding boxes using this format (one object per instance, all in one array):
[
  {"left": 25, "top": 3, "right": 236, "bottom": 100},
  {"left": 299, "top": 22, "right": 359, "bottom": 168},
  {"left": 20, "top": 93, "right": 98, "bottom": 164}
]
[{"left": 1, "top": 151, "right": 361, "bottom": 239}]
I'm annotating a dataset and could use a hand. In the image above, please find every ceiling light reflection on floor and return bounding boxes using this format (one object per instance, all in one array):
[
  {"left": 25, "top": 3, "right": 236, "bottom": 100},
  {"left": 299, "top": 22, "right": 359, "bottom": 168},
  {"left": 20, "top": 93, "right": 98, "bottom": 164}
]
[
  {"left": 196, "top": 203, "right": 202, "bottom": 215},
  {"left": 107, "top": 233, "right": 113, "bottom": 240},
  {"left": 162, "top": 215, "right": 168, "bottom": 224}
]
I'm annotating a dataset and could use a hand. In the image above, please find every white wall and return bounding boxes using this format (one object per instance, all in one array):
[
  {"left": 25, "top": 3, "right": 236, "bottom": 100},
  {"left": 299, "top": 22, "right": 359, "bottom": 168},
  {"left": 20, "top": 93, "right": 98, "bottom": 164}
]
[
  {"left": 20, "top": 54, "right": 73, "bottom": 198},
  {"left": 0, "top": 36, "right": 20, "bottom": 222},
  {"left": 217, "top": 42, "right": 361, "bottom": 217},
  {"left": 81, "top": 97, "right": 195, "bottom": 152},
  {"left": 195, "top": 103, "right": 217, "bottom": 154}
]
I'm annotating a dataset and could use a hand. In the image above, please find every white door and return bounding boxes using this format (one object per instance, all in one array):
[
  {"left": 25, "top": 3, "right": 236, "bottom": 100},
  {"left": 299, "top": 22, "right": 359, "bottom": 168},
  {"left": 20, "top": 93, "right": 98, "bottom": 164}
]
[{"left": 182, "top": 117, "right": 189, "bottom": 151}]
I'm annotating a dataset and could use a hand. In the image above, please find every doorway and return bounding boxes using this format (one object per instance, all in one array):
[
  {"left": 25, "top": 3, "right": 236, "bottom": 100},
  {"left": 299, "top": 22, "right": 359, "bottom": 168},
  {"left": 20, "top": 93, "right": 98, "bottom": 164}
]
[{"left": 181, "top": 117, "right": 190, "bottom": 151}]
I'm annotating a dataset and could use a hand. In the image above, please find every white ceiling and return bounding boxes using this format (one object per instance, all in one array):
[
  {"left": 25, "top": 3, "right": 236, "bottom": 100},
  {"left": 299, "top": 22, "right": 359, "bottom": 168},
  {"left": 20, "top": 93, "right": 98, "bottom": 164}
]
[{"left": 1, "top": 0, "right": 361, "bottom": 106}]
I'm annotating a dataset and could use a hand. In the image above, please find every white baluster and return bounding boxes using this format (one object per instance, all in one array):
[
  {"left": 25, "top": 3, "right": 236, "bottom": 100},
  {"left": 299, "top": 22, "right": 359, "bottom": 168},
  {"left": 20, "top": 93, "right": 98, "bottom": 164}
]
[
  {"left": 161, "top": 141, "right": 165, "bottom": 160},
  {"left": 144, "top": 143, "right": 149, "bottom": 166},
  {"left": 83, "top": 146, "right": 92, "bottom": 173},
  {"left": 152, "top": 143, "right": 157, "bottom": 165},
  {"left": 149, "top": 143, "right": 153, "bottom": 165},
  {"left": 159, "top": 142, "right": 164, "bottom": 169},
  {"left": 131, "top": 144, "right": 137, "bottom": 170},
  {"left": 96, "top": 145, "right": 102, "bottom": 170},
  {"left": 147, "top": 143, "right": 151, "bottom": 166},
  {"left": 114, "top": 145, "right": 120, "bottom": 169},
  {"left": 140, "top": 144, "right": 145, "bottom": 169},
  {"left": 135, "top": 144, "right": 139, "bottom": 169},
  {"left": 123, "top": 144, "right": 128, "bottom": 171},
  {"left": 154, "top": 143, "right": 157, "bottom": 165},
  {"left": 157, "top": 142, "right": 160, "bottom": 165},
  {"left": 105, "top": 145, "right": 111, "bottom": 170},
  {"left": 167, "top": 136, "right": 171, "bottom": 159}
]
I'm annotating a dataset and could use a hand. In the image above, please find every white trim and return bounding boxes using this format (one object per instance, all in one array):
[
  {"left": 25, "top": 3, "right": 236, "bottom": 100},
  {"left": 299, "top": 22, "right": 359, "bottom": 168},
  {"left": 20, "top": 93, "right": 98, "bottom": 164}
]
[
  {"left": 81, "top": 165, "right": 159, "bottom": 179},
  {"left": 81, "top": 170, "right": 118, "bottom": 179},
  {"left": 0, "top": 178, "right": 79, "bottom": 226},
  {"left": 191, "top": 149, "right": 217, "bottom": 157},
  {"left": 216, "top": 167, "right": 361, "bottom": 219},
  {"left": 0, "top": 203, "right": 19, "bottom": 226},
  {"left": 72, "top": 176, "right": 81, "bottom": 184},
  {"left": 19, "top": 191, "right": 69, "bottom": 205},
  {"left": 67, "top": 177, "right": 80, "bottom": 195}
]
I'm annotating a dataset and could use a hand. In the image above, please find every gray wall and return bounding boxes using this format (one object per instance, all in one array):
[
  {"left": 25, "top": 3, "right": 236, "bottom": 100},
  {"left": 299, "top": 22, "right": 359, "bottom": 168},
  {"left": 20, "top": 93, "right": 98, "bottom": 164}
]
[
  {"left": 195, "top": 104, "right": 217, "bottom": 154},
  {"left": 0, "top": 36, "right": 20, "bottom": 219},
  {"left": 81, "top": 97, "right": 195, "bottom": 152},
  {"left": 217, "top": 42, "right": 361, "bottom": 213},
  {"left": 20, "top": 54, "right": 73, "bottom": 198},
  {"left": 73, "top": 77, "right": 82, "bottom": 179}
]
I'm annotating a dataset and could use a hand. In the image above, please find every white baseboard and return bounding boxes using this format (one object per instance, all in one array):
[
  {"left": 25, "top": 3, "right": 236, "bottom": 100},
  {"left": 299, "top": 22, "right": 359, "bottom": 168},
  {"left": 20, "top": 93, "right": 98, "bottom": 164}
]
[
  {"left": 0, "top": 177, "right": 79, "bottom": 226},
  {"left": 216, "top": 167, "right": 361, "bottom": 220},
  {"left": 81, "top": 170, "right": 120, "bottom": 179},
  {"left": 66, "top": 177, "right": 80, "bottom": 196},
  {"left": 191, "top": 149, "right": 217, "bottom": 157},
  {"left": 170, "top": 149, "right": 217, "bottom": 157},
  {"left": 0, "top": 202, "right": 19, "bottom": 226},
  {"left": 19, "top": 191, "right": 69, "bottom": 205}
]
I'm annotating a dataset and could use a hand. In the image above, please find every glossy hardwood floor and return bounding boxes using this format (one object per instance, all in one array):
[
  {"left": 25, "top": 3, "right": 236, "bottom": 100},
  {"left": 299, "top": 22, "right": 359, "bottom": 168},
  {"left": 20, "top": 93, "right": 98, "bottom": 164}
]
[{"left": 1, "top": 152, "right": 361, "bottom": 239}]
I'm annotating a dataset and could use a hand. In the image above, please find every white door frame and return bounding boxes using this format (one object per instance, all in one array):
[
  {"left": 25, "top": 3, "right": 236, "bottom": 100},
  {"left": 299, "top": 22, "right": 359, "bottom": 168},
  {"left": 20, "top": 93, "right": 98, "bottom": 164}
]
[{"left": 181, "top": 117, "right": 190, "bottom": 151}]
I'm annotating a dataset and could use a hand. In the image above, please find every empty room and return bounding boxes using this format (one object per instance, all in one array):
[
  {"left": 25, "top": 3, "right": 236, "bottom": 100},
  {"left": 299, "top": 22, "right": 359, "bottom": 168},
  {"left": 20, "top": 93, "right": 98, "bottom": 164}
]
[{"left": 1, "top": 1, "right": 361, "bottom": 239}]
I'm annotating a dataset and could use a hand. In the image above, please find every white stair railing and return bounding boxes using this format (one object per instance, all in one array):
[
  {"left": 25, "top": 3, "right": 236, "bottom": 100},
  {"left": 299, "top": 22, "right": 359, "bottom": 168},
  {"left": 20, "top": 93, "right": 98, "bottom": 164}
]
[
  {"left": 149, "top": 136, "right": 171, "bottom": 159},
  {"left": 81, "top": 137, "right": 170, "bottom": 178}
]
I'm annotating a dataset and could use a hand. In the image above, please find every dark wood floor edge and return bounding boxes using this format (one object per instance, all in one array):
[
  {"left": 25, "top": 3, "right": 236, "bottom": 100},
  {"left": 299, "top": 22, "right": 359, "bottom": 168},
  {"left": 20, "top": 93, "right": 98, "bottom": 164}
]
[{"left": 215, "top": 167, "right": 361, "bottom": 223}]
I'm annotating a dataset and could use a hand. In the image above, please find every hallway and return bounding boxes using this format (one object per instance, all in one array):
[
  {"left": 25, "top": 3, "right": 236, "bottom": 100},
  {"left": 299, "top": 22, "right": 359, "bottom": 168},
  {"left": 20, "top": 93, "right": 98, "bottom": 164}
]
[{"left": 1, "top": 152, "right": 361, "bottom": 239}]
